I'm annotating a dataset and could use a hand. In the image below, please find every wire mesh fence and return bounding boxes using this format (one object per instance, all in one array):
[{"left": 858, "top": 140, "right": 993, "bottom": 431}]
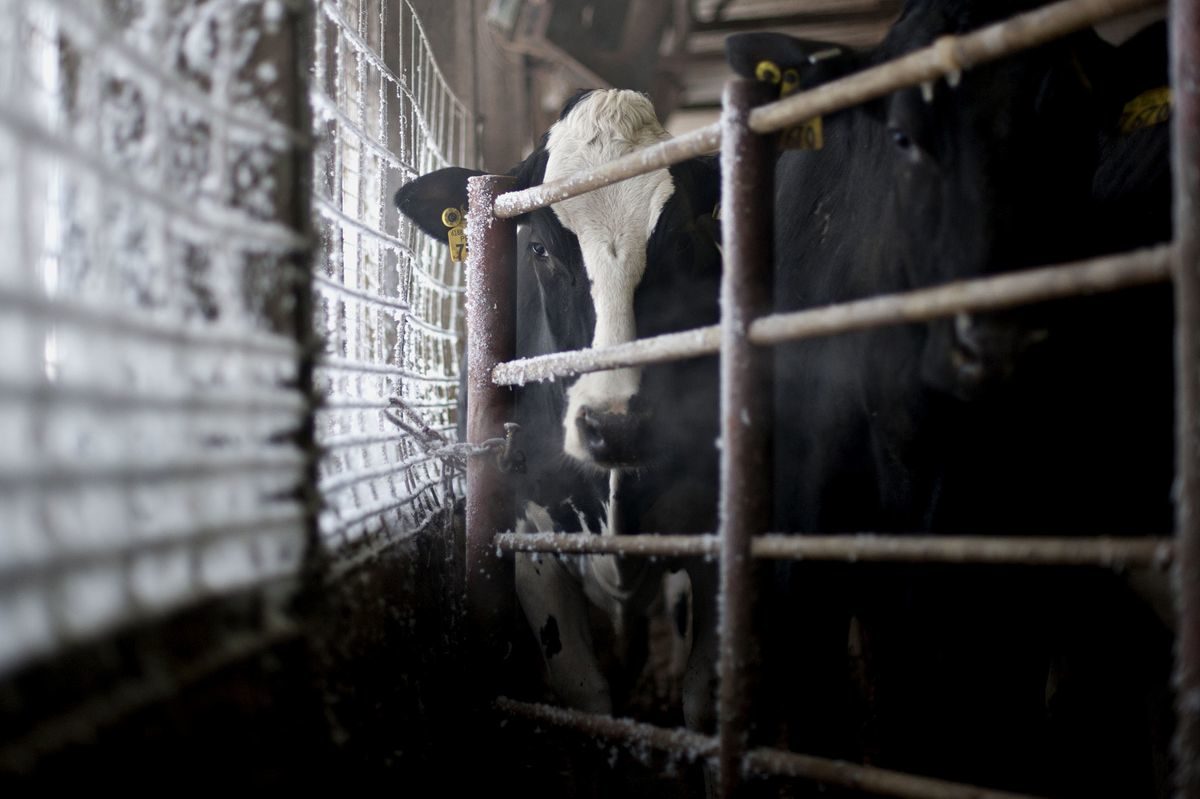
[{"left": 310, "top": 0, "right": 472, "bottom": 549}]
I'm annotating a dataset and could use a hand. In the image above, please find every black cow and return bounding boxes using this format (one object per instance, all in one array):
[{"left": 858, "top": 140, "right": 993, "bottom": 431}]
[
  {"left": 395, "top": 89, "right": 722, "bottom": 732},
  {"left": 727, "top": 1, "right": 1173, "bottom": 795}
]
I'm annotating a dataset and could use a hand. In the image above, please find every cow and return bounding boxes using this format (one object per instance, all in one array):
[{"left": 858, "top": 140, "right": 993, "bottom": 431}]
[
  {"left": 726, "top": 0, "right": 1173, "bottom": 794},
  {"left": 394, "top": 89, "right": 723, "bottom": 742}
]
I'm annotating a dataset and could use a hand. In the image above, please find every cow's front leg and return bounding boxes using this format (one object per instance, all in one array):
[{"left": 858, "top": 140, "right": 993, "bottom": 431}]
[
  {"left": 682, "top": 560, "right": 718, "bottom": 733},
  {"left": 515, "top": 551, "right": 612, "bottom": 714}
]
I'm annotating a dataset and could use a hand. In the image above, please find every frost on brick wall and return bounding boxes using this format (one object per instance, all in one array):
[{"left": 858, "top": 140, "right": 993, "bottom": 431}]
[{"left": 0, "top": 0, "right": 309, "bottom": 675}]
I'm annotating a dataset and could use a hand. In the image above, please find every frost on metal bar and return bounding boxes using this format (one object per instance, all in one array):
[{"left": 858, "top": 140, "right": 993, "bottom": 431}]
[
  {"left": 492, "top": 246, "right": 1170, "bottom": 387},
  {"left": 0, "top": 0, "right": 311, "bottom": 675},
  {"left": 310, "top": 0, "right": 473, "bottom": 547}
]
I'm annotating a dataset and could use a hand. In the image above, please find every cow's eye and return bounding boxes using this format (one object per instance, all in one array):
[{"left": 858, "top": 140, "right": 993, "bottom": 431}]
[
  {"left": 889, "top": 127, "right": 912, "bottom": 150},
  {"left": 529, "top": 241, "right": 549, "bottom": 260}
]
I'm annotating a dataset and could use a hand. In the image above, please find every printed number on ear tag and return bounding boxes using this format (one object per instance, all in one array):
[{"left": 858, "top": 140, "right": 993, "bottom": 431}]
[
  {"left": 447, "top": 227, "right": 468, "bottom": 262},
  {"left": 442, "top": 206, "right": 468, "bottom": 262}
]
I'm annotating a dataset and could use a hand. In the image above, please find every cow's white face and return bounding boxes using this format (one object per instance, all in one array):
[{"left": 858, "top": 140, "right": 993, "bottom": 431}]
[{"left": 542, "top": 90, "right": 676, "bottom": 467}]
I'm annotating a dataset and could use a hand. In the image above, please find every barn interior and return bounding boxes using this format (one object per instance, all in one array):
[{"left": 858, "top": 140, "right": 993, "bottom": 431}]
[{"left": 0, "top": 1, "right": 1190, "bottom": 797}]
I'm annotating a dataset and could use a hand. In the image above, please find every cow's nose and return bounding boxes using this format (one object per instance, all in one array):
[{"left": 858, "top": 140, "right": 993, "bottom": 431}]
[{"left": 576, "top": 406, "right": 642, "bottom": 466}]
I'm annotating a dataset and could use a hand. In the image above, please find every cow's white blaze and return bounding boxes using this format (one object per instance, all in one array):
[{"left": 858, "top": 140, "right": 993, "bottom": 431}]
[{"left": 542, "top": 90, "right": 676, "bottom": 464}]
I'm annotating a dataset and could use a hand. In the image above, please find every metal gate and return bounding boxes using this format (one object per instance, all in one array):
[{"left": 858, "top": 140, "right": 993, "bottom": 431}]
[{"left": 463, "top": 0, "right": 1198, "bottom": 796}]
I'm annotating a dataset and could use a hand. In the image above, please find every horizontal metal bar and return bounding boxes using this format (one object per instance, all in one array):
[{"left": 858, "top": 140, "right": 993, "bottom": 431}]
[
  {"left": 317, "top": 395, "right": 453, "bottom": 411},
  {"left": 492, "top": 325, "right": 719, "bottom": 386},
  {"left": 495, "top": 532, "right": 1175, "bottom": 567},
  {"left": 313, "top": 271, "right": 412, "bottom": 312},
  {"left": 322, "top": 474, "right": 447, "bottom": 535},
  {"left": 743, "top": 747, "right": 1043, "bottom": 799},
  {"left": 496, "top": 532, "right": 720, "bottom": 557},
  {"left": 318, "top": 449, "right": 440, "bottom": 494},
  {"left": 493, "top": 696, "right": 717, "bottom": 761},
  {"left": 750, "top": 244, "right": 1172, "bottom": 347},
  {"left": 492, "top": 246, "right": 1171, "bottom": 386},
  {"left": 749, "top": 0, "right": 1163, "bottom": 135},
  {"left": 308, "top": 90, "right": 417, "bottom": 178},
  {"left": 494, "top": 697, "right": 1043, "bottom": 799},
  {"left": 491, "top": 124, "right": 722, "bottom": 219},
  {"left": 486, "top": 0, "right": 1159, "bottom": 221},
  {"left": 318, "top": 356, "right": 459, "bottom": 383},
  {"left": 314, "top": 195, "right": 418, "bottom": 259}
]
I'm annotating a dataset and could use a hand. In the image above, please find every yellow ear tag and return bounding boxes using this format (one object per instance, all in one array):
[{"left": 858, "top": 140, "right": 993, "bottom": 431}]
[
  {"left": 441, "top": 206, "right": 468, "bottom": 262},
  {"left": 755, "top": 60, "right": 782, "bottom": 85},
  {"left": 1118, "top": 87, "right": 1171, "bottom": 136},
  {"left": 764, "top": 65, "right": 822, "bottom": 151},
  {"left": 780, "top": 68, "right": 801, "bottom": 97}
]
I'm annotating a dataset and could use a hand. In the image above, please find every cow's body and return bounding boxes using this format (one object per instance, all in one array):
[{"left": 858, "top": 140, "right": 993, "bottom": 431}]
[
  {"left": 728, "top": 1, "right": 1173, "bottom": 793},
  {"left": 395, "top": 90, "right": 721, "bottom": 733}
]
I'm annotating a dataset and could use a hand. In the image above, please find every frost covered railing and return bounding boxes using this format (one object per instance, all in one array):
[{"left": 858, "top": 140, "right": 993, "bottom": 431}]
[
  {"left": 463, "top": 0, "right": 1200, "bottom": 796},
  {"left": 0, "top": 0, "right": 313, "bottom": 677},
  {"left": 310, "top": 0, "right": 473, "bottom": 552}
]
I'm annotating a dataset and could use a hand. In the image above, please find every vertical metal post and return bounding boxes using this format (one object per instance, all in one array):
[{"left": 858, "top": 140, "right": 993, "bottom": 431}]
[
  {"left": 1172, "top": 0, "right": 1200, "bottom": 794},
  {"left": 465, "top": 174, "right": 518, "bottom": 652},
  {"left": 717, "top": 78, "right": 775, "bottom": 798}
]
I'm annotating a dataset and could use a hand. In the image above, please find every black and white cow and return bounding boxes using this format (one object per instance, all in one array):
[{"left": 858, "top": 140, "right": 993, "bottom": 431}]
[
  {"left": 395, "top": 89, "right": 722, "bottom": 725},
  {"left": 727, "top": 0, "right": 1173, "bottom": 793}
]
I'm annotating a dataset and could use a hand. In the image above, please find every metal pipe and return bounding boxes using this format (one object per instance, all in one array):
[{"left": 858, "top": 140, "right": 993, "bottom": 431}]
[
  {"left": 492, "top": 698, "right": 1045, "bottom": 799},
  {"left": 1170, "top": 0, "right": 1200, "bottom": 792},
  {"left": 494, "top": 696, "right": 717, "bottom": 761},
  {"left": 492, "top": 123, "right": 722, "bottom": 219},
  {"left": 750, "top": 244, "right": 1172, "bottom": 346},
  {"left": 495, "top": 532, "right": 1175, "bottom": 567},
  {"left": 465, "top": 174, "right": 518, "bottom": 654},
  {"left": 492, "top": 246, "right": 1170, "bottom": 387},
  {"left": 748, "top": 0, "right": 1163, "bottom": 135},
  {"left": 484, "top": 0, "right": 1162, "bottom": 222},
  {"left": 716, "top": 78, "right": 776, "bottom": 798},
  {"left": 743, "top": 747, "right": 1044, "bottom": 799}
]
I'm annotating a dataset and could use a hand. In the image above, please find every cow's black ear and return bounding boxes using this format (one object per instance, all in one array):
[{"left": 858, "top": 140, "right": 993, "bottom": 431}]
[
  {"left": 394, "top": 166, "right": 486, "bottom": 242},
  {"left": 724, "top": 32, "right": 853, "bottom": 89}
]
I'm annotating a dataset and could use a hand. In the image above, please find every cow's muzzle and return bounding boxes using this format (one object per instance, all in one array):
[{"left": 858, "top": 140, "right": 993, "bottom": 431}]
[
  {"left": 923, "top": 312, "right": 1049, "bottom": 400},
  {"left": 575, "top": 406, "right": 647, "bottom": 467}
]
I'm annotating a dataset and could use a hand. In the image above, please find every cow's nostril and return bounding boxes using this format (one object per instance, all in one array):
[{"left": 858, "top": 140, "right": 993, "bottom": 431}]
[{"left": 577, "top": 407, "right": 607, "bottom": 453}]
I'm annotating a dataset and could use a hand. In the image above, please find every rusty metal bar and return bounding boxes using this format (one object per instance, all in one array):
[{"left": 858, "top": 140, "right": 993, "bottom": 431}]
[
  {"left": 743, "top": 748, "right": 1044, "bottom": 799},
  {"left": 748, "top": 0, "right": 1162, "bottom": 135},
  {"left": 716, "top": 78, "right": 775, "bottom": 798},
  {"left": 492, "top": 246, "right": 1170, "bottom": 387},
  {"left": 486, "top": 0, "right": 1160, "bottom": 222},
  {"left": 494, "top": 698, "right": 1044, "bottom": 799},
  {"left": 495, "top": 531, "right": 721, "bottom": 557},
  {"left": 1171, "top": 0, "right": 1200, "bottom": 792},
  {"left": 492, "top": 123, "right": 722, "bottom": 219},
  {"left": 494, "top": 696, "right": 717, "bottom": 762},
  {"left": 494, "top": 532, "right": 1175, "bottom": 567},
  {"left": 465, "top": 174, "right": 518, "bottom": 651},
  {"left": 750, "top": 244, "right": 1171, "bottom": 346}
]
